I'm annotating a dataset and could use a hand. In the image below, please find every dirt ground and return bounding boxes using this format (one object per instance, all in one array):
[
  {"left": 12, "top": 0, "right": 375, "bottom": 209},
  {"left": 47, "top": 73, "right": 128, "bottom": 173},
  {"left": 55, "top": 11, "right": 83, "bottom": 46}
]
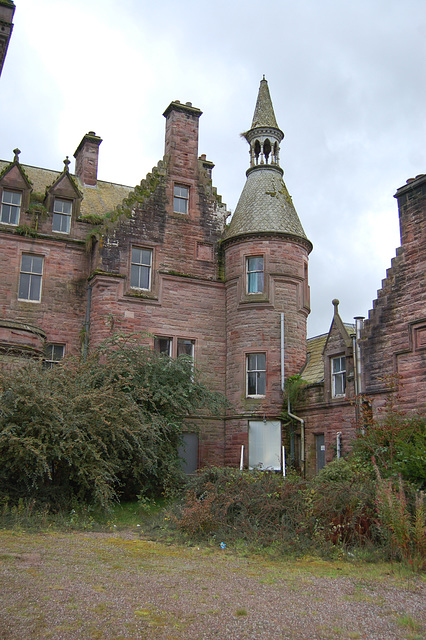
[{"left": 0, "top": 530, "right": 424, "bottom": 640}]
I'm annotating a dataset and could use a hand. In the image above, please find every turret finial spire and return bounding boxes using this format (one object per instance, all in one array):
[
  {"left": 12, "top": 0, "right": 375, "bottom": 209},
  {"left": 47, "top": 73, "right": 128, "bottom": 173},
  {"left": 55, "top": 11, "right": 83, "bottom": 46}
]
[{"left": 244, "top": 78, "right": 284, "bottom": 170}]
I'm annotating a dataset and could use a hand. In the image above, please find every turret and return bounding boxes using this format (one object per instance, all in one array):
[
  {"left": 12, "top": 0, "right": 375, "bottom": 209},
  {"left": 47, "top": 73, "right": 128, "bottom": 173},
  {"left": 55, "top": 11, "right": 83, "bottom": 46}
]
[
  {"left": 225, "top": 77, "right": 310, "bottom": 244},
  {"left": 222, "top": 78, "right": 312, "bottom": 469}
]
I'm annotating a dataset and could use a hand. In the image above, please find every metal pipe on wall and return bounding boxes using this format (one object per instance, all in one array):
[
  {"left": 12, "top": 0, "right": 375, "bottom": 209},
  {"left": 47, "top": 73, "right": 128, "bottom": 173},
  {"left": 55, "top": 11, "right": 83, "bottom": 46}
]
[
  {"left": 281, "top": 311, "right": 305, "bottom": 476},
  {"left": 281, "top": 312, "right": 285, "bottom": 391}
]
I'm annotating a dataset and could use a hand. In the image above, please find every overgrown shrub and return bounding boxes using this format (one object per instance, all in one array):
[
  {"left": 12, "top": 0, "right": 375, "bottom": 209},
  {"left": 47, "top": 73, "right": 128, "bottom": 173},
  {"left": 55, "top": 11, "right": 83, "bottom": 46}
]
[
  {"left": 174, "top": 462, "right": 398, "bottom": 559},
  {"left": 176, "top": 467, "right": 307, "bottom": 546},
  {"left": 351, "top": 384, "right": 426, "bottom": 489},
  {"left": 0, "top": 334, "right": 226, "bottom": 509},
  {"left": 373, "top": 460, "right": 425, "bottom": 569},
  {"left": 310, "top": 459, "right": 376, "bottom": 546}
]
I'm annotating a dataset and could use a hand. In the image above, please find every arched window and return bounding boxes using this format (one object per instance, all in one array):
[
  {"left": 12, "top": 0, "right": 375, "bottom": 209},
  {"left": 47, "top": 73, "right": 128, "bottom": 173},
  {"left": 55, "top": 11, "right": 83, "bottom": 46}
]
[
  {"left": 263, "top": 139, "right": 271, "bottom": 164},
  {"left": 254, "top": 140, "right": 261, "bottom": 165}
]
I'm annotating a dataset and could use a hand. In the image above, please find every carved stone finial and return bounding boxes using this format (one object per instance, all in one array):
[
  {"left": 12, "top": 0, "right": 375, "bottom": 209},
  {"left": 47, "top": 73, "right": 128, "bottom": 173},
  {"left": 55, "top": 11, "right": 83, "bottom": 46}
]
[
  {"left": 63, "top": 156, "right": 71, "bottom": 172},
  {"left": 13, "top": 148, "right": 21, "bottom": 162},
  {"left": 332, "top": 298, "right": 340, "bottom": 314}
]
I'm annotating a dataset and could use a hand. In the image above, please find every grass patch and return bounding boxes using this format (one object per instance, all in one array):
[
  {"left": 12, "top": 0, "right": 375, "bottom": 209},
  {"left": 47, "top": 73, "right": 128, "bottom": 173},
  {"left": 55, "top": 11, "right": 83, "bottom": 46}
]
[{"left": 396, "top": 613, "right": 423, "bottom": 632}]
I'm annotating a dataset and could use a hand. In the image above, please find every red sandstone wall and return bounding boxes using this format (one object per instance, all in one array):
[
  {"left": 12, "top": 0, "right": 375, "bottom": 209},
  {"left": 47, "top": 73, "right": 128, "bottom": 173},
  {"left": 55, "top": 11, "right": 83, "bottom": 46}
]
[
  {"left": 223, "top": 236, "right": 309, "bottom": 465},
  {"left": 224, "top": 236, "right": 309, "bottom": 412},
  {"left": 0, "top": 232, "right": 89, "bottom": 356},
  {"left": 87, "top": 102, "right": 228, "bottom": 467},
  {"left": 361, "top": 176, "right": 426, "bottom": 415}
]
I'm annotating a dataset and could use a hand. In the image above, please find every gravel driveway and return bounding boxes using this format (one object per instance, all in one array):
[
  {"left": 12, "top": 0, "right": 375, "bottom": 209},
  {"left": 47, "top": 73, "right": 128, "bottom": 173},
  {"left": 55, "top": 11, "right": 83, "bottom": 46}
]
[{"left": 0, "top": 530, "right": 424, "bottom": 639}]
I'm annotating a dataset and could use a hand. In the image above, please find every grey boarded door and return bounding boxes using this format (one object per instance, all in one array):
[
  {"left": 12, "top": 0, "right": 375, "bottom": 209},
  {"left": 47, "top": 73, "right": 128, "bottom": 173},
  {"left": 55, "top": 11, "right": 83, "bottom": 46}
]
[
  {"left": 178, "top": 433, "right": 199, "bottom": 474},
  {"left": 315, "top": 433, "right": 326, "bottom": 473}
]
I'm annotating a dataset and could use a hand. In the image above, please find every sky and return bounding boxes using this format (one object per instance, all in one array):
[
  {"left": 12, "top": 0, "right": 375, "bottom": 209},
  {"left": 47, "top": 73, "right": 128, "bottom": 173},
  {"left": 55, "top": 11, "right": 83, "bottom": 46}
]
[{"left": 1, "top": 0, "right": 425, "bottom": 337}]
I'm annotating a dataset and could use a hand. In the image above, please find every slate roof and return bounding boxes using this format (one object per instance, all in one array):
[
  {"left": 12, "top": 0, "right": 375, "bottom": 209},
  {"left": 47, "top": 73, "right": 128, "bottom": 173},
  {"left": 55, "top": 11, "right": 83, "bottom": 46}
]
[
  {"left": 302, "top": 333, "right": 328, "bottom": 384},
  {"left": 302, "top": 323, "right": 355, "bottom": 384},
  {"left": 0, "top": 160, "right": 132, "bottom": 217},
  {"left": 224, "top": 167, "right": 310, "bottom": 243},
  {"left": 251, "top": 78, "right": 280, "bottom": 130}
]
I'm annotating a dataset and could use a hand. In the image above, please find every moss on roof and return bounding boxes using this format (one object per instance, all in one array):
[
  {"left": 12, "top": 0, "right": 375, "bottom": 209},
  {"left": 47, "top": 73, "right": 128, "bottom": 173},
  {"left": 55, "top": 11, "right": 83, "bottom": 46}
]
[
  {"left": 224, "top": 166, "right": 311, "bottom": 246},
  {"left": 0, "top": 160, "right": 133, "bottom": 217},
  {"left": 251, "top": 78, "right": 279, "bottom": 130},
  {"left": 302, "top": 323, "right": 355, "bottom": 384},
  {"left": 302, "top": 333, "right": 327, "bottom": 384}
]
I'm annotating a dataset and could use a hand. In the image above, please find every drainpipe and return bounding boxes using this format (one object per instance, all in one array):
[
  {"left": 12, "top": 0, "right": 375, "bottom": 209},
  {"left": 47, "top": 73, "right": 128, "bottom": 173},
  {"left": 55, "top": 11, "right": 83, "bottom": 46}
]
[
  {"left": 281, "top": 311, "right": 305, "bottom": 476},
  {"left": 353, "top": 316, "right": 364, "bottom": 429},
  {"left": 280, "top": 313, "right": 285, "bottom": 392},
  {"left": 83, "top": 283, "right": 92, "bottom": 360},
  {"left": 288, "top": 400, "right": 305, "bottom": 477},
  {"left": 336, "top": 431, "right": 342, "bottom": 459}
]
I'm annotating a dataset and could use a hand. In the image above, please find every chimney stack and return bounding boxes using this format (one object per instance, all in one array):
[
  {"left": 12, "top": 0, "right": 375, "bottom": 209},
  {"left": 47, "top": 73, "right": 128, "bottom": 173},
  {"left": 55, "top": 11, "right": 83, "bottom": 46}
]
[
  {"left": 73, "top": 131, "right": 102, "bottom": 186},
  {"left": 163, "top": 101, "right": 202, "bottom": 179}
]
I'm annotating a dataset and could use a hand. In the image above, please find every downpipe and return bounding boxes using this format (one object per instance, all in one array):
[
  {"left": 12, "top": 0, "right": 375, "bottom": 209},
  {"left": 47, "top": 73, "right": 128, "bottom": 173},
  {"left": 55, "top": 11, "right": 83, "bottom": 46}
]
[{"left": 281, "top": 312, "right": 305, "bottom": 477}]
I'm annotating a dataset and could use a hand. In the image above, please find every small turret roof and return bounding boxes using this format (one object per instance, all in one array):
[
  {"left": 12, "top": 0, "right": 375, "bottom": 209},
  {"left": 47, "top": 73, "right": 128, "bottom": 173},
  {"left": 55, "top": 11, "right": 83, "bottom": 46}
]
[
  {"left": 224, "top": 167, "right": 310, "bottom": 245},
  {"left": 251, "top": 77, "right": 279, "bottom": 129}
]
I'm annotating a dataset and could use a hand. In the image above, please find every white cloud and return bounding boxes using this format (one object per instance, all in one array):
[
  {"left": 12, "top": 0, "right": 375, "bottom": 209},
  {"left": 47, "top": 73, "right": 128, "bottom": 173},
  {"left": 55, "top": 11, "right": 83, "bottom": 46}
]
[{"left": 1, "top": 0, "right": 424, "bottom": 336}]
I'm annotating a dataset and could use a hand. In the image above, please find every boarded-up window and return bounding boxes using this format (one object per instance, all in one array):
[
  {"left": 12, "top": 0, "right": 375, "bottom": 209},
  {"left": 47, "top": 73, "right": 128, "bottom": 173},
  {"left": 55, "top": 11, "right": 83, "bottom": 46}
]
[{"left": 249, "top": 420, "right": 281, "bottom": 470}]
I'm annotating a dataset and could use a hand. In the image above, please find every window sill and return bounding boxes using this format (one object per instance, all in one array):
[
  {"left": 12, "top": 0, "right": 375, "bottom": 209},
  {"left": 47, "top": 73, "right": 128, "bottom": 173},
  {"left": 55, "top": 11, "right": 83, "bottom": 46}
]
[
  {"left": 124, "top": 290, "right": 158, "bottom": 301},
  {"left": 17, "top": 298, "right": 41, "bottom": 304}
]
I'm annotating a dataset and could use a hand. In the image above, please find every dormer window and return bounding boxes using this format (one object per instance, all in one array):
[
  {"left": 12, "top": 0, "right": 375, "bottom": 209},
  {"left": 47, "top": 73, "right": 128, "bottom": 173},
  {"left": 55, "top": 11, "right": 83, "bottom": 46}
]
[
  {"left": 1, "top": 190, "right": 21, "bottom": 225},
  {"left": 52, "top": 198, "right": 72, "bottom": 234},
  {"left": 173, "top": 184, "right": 189, "bottom": 214},
  {"left": 331, "top": 356, "right": 346, "bottom": 397}
]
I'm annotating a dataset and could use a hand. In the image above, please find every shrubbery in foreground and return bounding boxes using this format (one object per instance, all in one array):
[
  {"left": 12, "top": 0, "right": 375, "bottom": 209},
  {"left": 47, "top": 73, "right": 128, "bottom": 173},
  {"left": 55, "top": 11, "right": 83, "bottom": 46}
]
[
  {"left": 175, "top": 462, "right": 425, "bottom": 568},
  {"left": 0, "top": 334, "right": 225, "bottom": 509}
]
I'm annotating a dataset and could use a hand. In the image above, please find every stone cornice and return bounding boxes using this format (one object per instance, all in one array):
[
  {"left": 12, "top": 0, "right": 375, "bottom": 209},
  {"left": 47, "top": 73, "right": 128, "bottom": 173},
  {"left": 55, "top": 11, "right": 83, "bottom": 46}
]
[{"left": 221, "top": 230, "right": 313, "bottom": 254}]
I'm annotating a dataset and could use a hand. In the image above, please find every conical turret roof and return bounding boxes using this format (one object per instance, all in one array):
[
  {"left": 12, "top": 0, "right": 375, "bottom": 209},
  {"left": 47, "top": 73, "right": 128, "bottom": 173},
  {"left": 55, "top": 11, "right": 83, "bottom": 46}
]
[
  {"left": 224, "top": 79, "right": 311, "bottom": 250},
  {"left": 224, "top": 167, "right": 310, "bottom": 242}
]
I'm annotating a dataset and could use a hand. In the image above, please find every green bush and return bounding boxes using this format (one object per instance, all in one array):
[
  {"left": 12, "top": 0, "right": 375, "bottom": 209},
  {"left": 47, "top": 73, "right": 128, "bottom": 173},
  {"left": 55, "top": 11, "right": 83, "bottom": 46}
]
[
  {"left": 175, "top": 463, "right": 385, "bottom": 557},
  {"left": 0, "top": 334, "right": 226, "bottom": 509},
  {"left": 310, "top": 459, "right": 377, "bottom": 546},
  {"left": 350, "top": 384, "right": 426, "bottom": 489}
]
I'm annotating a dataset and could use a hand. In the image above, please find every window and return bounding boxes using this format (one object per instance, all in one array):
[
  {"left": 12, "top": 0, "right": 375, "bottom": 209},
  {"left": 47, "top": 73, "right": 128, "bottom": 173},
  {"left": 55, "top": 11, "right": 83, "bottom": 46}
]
[
  {"left": 247, "top": 353, "right": 266, "bottom": 396},
  {"left": 1, "top": 190, "right": 21, "bottom": 225},
  {"left": 52, "top": 198, "right": 72, "bottom": 233},
  {"left": 331, "top": 356, "right": 346, "bottom": 397},
  {"left": 43, "top": 344, "right": 65, "bottom": 368},
  {"left": 249, "top": 421, "right": 281, "bottom": 470},
  {"left": 18, "top": 254, "right": 43, "bottom": 301},
  {"left": 130, "top": 247, "right": 152, "bottom": 290},
  {"left": 173, "top": 184, "right": 189, "bottom": 214},
  {"left": 177, "top": 338, "right": 195, "bottom": 359},
  {"left": 247, "top": 256, "right": 264, "bottom": 294},
  {"left": 154, "top": 336, "right": 172, "bottom": 356}
]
